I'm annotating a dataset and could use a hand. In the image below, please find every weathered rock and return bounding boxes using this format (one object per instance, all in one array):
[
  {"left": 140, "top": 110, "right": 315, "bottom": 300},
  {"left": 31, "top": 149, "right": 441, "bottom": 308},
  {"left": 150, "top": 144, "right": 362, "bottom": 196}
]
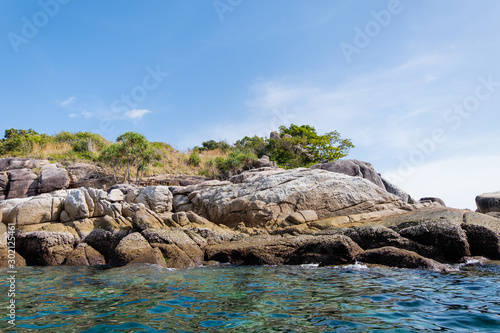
[
  {"left": 142, "top": 228, "right": 205, "bottom": 264},
  {"left": 286, "top": 235, "right": 363, "bottom": 266},
  {"left": 16, "top": 231, "right": 76, "bottom": 266},
  {"left": 419, "top": 197, "right": 446, "bottom": 207},
  {"left": 461, "top": 224, "right": 500, "bottom": 260},
  {"left": 6, "top": 168, "right": 38, "bottom": 199},
  {"left": 356, "top": 246, "right": 452, "bottom": 272},
  {"left": 150, "top": 243, "right": 199, "bottom": 268},
  {"left": 66, "top": 163, "right": 110, "bottom": 189},
  {"left": 381, "top": 177, "right": 414, "bottom": 204},
  {"left": 107, "top": 189, "right": 124, "bottom": 202},
  {"left": 270, "top": 131, "right": 280, "bottom": 140},
  {"left": 0, "top": 247, "right": 27, "bottom": 268},
  {"left": 206, "top": 235, "right": 362, "bottom": 266},
  {"left": 398, "top": 220, "right": 470, "bottom": 262},
  {"left": 110, "top": 232, "right": 162, "bottom": 266},
  {"left": 38, "top": 168, "right": 70, "bottom": 194},
  {"left": 63, "top": 189, "right": 92, "bottom": 220},
  {"left": 0, "top": 157, "right": 50, "bottom": 171},
  {"left": 171, "top": 168, "right": 400, "bottom": 228},
  {"left": 2, "top": 196, "right": 65, "bottom": 226},
  {"left": 83, "top": 229, "right": 127, "bottom": 259},
  {"left": 125, "top": 186, "right": 173, "bottom": 213},
  {"left": 0, "top": 172, "right": 7, "bottom": 200},
  {"left": 476, "top": 191, "right": 500, "bottom": 213},
  {"left": 310, "top": 159, "right": 385, "bottom": 189},
  {"left": 132, "top": 207, "right": 166, "bottom": 231},
  {"left": 125, "top": 247, "right": 166, "bottom": 267},
  {"left": 64, "top": 243, "right": 106, "bottom": 266}
]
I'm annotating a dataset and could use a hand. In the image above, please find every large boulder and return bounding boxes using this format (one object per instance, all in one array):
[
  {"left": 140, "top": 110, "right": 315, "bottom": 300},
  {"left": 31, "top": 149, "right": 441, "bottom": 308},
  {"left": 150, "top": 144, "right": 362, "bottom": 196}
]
[
  {"left": 1, "top": 195, "right": 65, "bottom": 226},
  {"left": 110, "top": 232, "right": 165, "bottom": 266},
  {"left": 356, "top": 247, "right": 452, "bottom": 272},
  {"left": 124, "top": 186, "right": 173, "bottom": 213},
  {"left": 461, "top": 224, "right": 500, "bottom": 260},
  {"left": 171, "top": 168, "right": 401, "bottom": 228},
  {"left": 64, "top": 243, "right": 106, "bottom": 266},
  {"left": 6, "top": 168, "right": 38, "bottom": 199},
  {"left": 310, "top": 159, "right": 385, "bottom": 189},
  {"left": 205, "top": 235, "right": 362, "bottom": 266},
  {"left": 398, "top": 220, "right": 470, "bottom": 262},
  {"left": 476, "top": 191, "right": 500, "bottom": 214},
  {"left": 15, "top": 231, "right": 76, "bottom": 266},
  {"left": 38, "top": 168, "right": 70, "bottom": 194},
  {"left": 66, "top": 163, "right": 110, "bottom": 189}
]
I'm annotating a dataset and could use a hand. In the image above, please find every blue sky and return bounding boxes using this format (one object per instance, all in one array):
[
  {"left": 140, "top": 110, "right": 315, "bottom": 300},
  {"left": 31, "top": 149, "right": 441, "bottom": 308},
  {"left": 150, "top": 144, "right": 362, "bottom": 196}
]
[{"left": 1, "top": 0, "right": 499, "bottom": 209}]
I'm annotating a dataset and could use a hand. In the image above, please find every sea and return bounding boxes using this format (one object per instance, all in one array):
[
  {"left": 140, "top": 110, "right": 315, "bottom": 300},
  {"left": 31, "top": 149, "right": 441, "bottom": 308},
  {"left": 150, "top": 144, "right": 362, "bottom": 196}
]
[{"left": 2, "top": 261, "right": 500, "bottom": 332}]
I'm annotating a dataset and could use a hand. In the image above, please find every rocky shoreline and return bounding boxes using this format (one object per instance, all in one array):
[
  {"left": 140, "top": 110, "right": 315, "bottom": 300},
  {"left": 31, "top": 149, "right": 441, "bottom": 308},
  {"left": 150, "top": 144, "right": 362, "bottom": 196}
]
[{"left": 1, "top": 157, "right": 499, "bottom": 272}]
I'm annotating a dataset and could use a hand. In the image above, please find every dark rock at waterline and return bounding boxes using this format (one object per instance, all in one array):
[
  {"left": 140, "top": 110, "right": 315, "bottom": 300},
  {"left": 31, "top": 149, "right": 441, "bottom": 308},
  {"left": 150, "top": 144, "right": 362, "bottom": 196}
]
[
  {"left": 15, "top": 231, "right": 76, "bottom": 266},
  {"left": 64, "top": 243, "right": 106, "bottom": 266},
  {"left": 461, "top": 224, "right": 500, "bottom": 260},
  {"left": 109, "top": 232, "right": 166, "bottom": 267},
  {"left": 205, "top": 235, "right": 362, "bottom": 266},
  {"left": 83, "top": 229, "right": 128, "bottom": 260},
  {"left": 476, "top": 191, "right": 500, "bottom": 214},
  {"left": 398, "top": 220, "right": 470, "bottom": 262},
  {"left": 319, "top": 226, "right": 439, "bottom": 259},
  {"left": 356, "top": 246, "right": 453, "bottom": 272}
]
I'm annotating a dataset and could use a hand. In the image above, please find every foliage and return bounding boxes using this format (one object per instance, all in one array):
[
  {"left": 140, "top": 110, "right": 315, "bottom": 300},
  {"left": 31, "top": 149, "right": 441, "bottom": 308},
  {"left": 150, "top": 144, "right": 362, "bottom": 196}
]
[
  {"left": 200, "top": 140, "right": 231, "bottom": 152},
  {"left": 54, "top": 131, "right": 109, "bottom": 159},
  {"left": 188, "top": 151, "right": 201, "bottom": 167},
  {"left": 262, "top": 124, "right": 354, "bottom": 168},
  {"left": 0, "top": 128, "right": 51, "bottom": 156}
]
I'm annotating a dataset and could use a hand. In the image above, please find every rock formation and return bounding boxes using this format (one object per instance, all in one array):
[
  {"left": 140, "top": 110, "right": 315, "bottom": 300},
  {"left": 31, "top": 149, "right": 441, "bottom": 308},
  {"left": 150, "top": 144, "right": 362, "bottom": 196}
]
[{"left": 1, "top": 159, "right": 499, "bottom": 272}]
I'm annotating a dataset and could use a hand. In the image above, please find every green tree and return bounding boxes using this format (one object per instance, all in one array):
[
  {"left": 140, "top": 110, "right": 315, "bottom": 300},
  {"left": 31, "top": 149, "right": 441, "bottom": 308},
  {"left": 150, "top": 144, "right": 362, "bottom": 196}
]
[
  {"left": 116, "top": 132, "right": 151, "bottom": 184},
  {"left": 0, "top": 128, "right": 51, "bottom": 156},
  {"left": 98, "top": 143, "right": 124, "bottom": 183}
]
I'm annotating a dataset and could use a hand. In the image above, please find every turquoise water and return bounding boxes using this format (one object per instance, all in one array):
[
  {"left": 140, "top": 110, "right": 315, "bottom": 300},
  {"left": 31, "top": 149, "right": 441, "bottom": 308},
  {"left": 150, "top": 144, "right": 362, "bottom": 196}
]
[{"left": 2, "top": 262, "right": 500, "bottom": 332}]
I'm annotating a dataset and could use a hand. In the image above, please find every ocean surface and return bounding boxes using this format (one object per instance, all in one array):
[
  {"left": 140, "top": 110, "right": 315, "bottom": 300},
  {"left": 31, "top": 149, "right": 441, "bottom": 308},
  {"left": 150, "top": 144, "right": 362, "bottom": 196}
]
[{"left": 2, "top": 261, "right": 500, "bottom": 332}]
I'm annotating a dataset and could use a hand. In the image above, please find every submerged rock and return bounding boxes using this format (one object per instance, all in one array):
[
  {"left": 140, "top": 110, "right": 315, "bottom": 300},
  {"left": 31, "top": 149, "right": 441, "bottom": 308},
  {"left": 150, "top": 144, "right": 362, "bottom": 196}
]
[{"left": 356, "top": 246, "right": 453, "bottom": 272}]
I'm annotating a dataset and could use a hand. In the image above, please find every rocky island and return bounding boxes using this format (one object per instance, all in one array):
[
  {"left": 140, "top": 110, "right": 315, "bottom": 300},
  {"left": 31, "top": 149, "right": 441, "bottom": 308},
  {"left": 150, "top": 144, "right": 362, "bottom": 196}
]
[{"left": 2, "top": 156, "right": 499, "bottom": 272}]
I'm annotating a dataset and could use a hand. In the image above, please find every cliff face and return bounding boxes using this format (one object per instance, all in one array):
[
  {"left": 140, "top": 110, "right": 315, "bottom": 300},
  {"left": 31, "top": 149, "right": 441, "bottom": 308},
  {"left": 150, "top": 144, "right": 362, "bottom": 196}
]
[{"left": 1, "top": 158, "right": 499, "bottom": 271}]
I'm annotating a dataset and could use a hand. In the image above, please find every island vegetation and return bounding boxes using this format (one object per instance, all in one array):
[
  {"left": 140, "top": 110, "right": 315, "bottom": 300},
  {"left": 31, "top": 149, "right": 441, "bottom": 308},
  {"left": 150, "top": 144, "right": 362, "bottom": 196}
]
[{"left": 0, "top": 125, "right": 354, "bottom": 184}]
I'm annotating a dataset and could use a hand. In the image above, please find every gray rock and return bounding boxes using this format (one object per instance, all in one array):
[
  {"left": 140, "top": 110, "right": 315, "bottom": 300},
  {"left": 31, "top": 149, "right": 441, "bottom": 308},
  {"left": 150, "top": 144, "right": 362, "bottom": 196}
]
[
  {"left": 15, "top": 231, "right": 76, "bottom": 266},
  {"left": 476, "top": 191, "right": 500, "bottom": 213},
  {"left": 461, "top": 224, "right": 500, "bottom": 260},
  {"left": 107, "top": 189, "right": 124, "bottom": 202},
  {"left": 419, "top": 197, "right": 446, "bottom": 207},
  {"left": 110, "top": 232, "right": 164, "bottom": 266},
  {"left": 6, "top": 168, "right": 38, "bottom": 198},
  {"left": 206, "top": 235, "right": 362, "bottom": 266},
  {"left": 38, "top": 168, "right": 70, "bottom": 194},
  {"left": 399, "top": 220, "right": 470, "bottom": 262},
  {"left": 270, "top": 131, "right": 280, "bottom": 140},
  {"left": 64, "top": 243, "right": 106, "bottom": 266},
  {"left": 381, "top": 177, "right": 414, "bottom": 204},
  {"left": 171, "top": 168, "right": 401, "bottom": 228},
  {"left": 310, "top": 159, "right": 385, "bottom": 189},
  {"left": 356, "top": 246, "right": 452, "bottom": 272}
]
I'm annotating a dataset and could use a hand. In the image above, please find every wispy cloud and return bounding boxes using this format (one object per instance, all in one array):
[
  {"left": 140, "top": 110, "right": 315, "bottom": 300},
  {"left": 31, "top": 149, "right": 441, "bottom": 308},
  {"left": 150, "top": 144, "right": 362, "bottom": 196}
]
[
  {"left": 125, "top": 109, "right": 151, "bottom": 120},
  {"left": 60, "top": 96, "right": 76, "bottom": 108}
]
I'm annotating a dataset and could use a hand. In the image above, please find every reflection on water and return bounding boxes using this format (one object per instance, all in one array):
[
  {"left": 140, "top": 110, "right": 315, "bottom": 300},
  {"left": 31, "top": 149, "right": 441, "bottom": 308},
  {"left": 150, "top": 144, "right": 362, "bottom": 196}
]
[{"left": 2, "top": 262, "right": 500, "bottom": 332}]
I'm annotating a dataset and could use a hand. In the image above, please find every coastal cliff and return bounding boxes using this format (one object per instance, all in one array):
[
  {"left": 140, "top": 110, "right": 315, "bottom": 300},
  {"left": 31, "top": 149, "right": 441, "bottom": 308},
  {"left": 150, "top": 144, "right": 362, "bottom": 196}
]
[{"left": 1, "top": 157, "right": 499, "bottom": 272}]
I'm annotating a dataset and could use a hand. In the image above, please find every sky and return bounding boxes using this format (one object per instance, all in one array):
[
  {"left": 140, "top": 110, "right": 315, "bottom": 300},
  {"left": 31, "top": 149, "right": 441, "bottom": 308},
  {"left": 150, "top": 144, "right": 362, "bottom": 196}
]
[{"left": 1, "top": 0, "right": 499, "bottom": 210}]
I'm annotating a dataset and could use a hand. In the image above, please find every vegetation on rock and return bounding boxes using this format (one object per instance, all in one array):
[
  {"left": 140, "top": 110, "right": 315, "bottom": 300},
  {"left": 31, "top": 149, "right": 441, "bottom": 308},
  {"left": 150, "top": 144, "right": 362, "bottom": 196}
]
[{"left": 0, "top": 124, "right": 354, "bottom": 182}]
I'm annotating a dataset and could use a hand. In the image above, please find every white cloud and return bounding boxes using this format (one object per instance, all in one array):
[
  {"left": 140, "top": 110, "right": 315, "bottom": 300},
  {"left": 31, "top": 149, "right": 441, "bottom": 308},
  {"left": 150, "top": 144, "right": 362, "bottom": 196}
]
[
  {"left": 425, "top": 75, "right": 438, "bottom": 83},
  {"left": 68, "top": 113, "right": 77, "bottom": 118},
  {"left": 383, "top": 154, "right": 500, "bottom": 210},
  {"left": 60, "top": 96, "right": 76, "bottom": 108},
  {"left": 125, "top": 109, "right": 151, "bottom": 120},
  {"left": 81, "top": 111, "right": 92, "bottom": 119}
]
